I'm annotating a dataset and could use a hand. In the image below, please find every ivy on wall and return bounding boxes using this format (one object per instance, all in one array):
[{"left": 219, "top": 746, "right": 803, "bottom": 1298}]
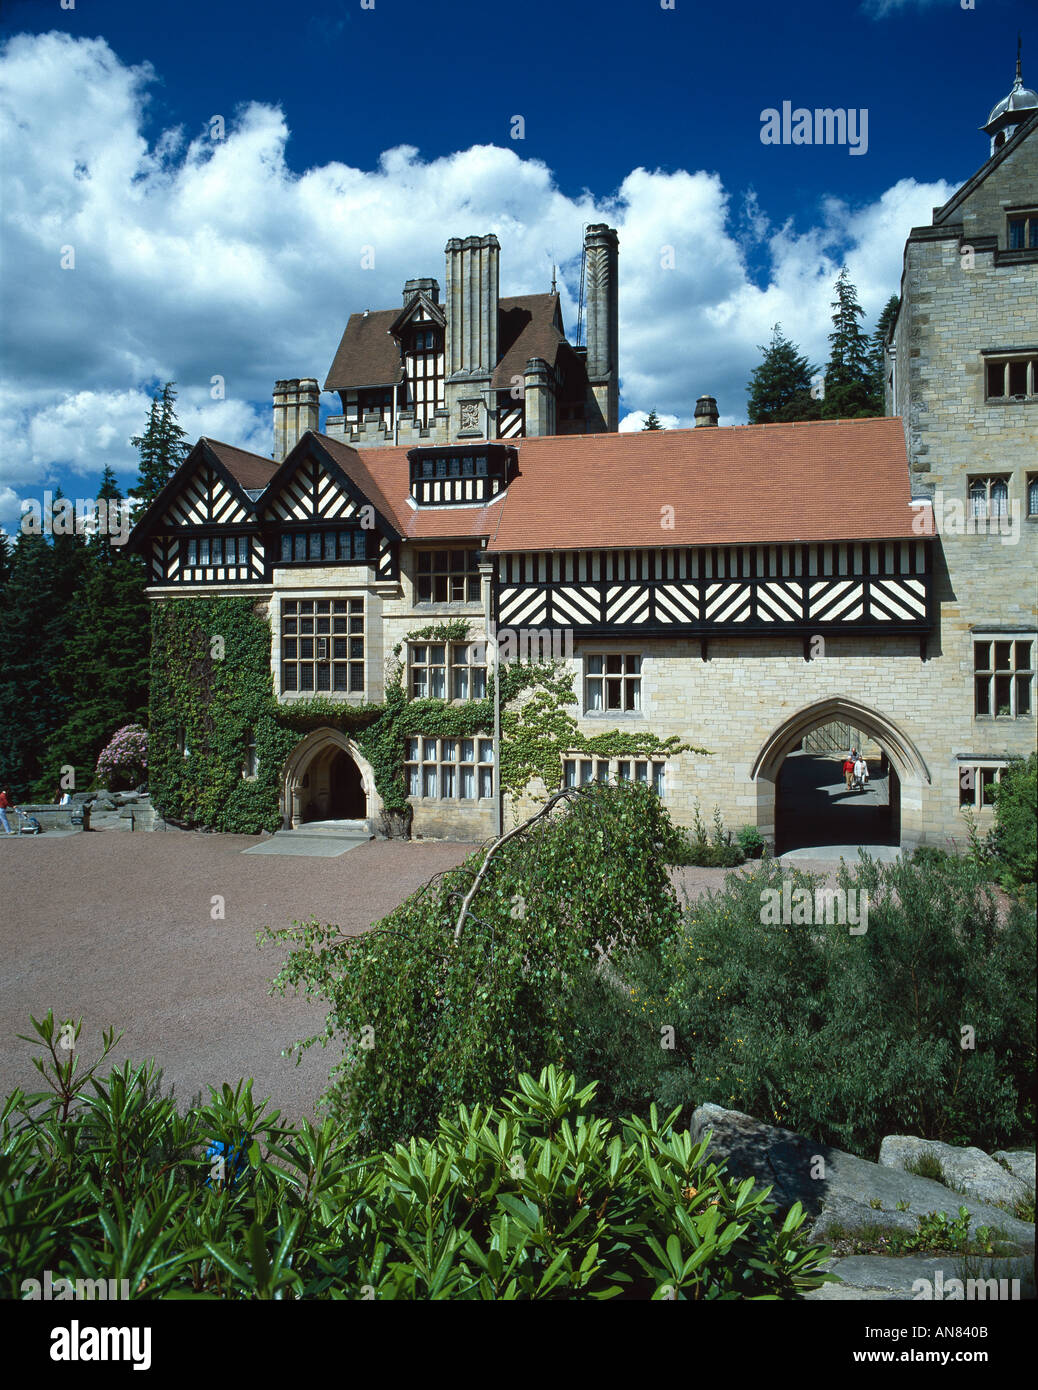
[
  {"left": 149, "top": 597, "right": 300, "bottom": 833},
  {"left": 149, "top": 601, "right": 708, "bottom": 833}
]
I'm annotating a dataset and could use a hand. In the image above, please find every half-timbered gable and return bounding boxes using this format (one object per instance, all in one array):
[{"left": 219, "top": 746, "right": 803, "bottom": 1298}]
[
  {"left": 137, "top": 438, "right": 272, "bottom": 586},
  {"left": 261, "top": 434, "right": 403, "bottom": 582}
]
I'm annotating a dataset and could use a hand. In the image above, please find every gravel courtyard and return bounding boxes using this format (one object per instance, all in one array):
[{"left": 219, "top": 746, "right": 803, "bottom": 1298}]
[{"left": 1, "top": 830, "right": 841, "bottom": 1121}]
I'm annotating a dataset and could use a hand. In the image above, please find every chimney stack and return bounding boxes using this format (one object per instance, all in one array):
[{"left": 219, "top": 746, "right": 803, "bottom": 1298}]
[
  {"left": 403, "top": 277, "right": 439, "bottom": 307},
  {"left": 444, "top": 234, "right": 499, "bottom": 378},
  {"left": 273, "top": 378, "right": 320, "bottom": 460},
  {"left": 583, "top": 224, "right": 619, "bottom": 433},
  {"left": 694, "top": 394, "right": 719, "bottom": 427}
]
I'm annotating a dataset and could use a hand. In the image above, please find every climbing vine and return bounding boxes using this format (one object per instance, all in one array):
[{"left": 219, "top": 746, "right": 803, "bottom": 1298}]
[{"left": 147, "top": 598, "right": 708, "bottom": 833}]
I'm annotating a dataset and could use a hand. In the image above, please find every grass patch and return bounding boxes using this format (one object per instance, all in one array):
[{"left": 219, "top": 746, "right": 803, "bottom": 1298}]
[{"left": 904, "top": 1151, "right": 947, "bottom": 1185}]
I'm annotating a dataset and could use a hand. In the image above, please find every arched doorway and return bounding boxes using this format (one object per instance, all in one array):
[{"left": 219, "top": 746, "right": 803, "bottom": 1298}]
[
  {"left": 752, "top": 696, "right": 930, "bottom": 853},
  {"left": 324, "top": 749, "right": 364, "bottom": 819},
  {"left": 774, "top": 749, "right": 900, "bottom": 854},
  {"left": 280, "top": 729, "right": 382, "bottom": 829}
]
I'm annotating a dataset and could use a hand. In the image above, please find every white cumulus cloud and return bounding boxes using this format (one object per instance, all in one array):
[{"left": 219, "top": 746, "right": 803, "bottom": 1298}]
[{"left": 0, "top": 30, "right": 960, "bottom": 527}]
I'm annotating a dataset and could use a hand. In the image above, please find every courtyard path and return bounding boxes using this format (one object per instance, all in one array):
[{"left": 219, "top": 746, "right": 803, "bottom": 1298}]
[{"left": 1, "top": 832, "right": 852, "bottom": 1121}]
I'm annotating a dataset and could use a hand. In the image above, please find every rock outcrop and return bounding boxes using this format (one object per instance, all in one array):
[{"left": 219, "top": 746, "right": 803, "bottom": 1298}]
[
  {"left": 879, "top": 1135, "right": 1032, "bottom": 1210},
  {"left": 689, "top": 1104, "right": 1035, "bottom": 1253}
]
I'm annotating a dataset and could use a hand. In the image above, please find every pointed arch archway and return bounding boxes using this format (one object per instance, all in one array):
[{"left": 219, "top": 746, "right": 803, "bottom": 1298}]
[
  {"left": 280, "top": 728, "right": 383, "bottom": 829},
  {"left": 751, "top": 696, "right": 931, "bottom": 850}
]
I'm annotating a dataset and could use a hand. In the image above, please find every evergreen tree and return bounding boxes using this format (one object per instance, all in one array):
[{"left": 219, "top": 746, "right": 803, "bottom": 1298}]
[
  {"left": 642, "top": 409, "right": 664, "bottom": 430},
  {"left": 821, "top": 268, "right": 876, "bottom": 419},
  {"left": 46, "top": 468, "right": 150, "bottom": 792},
  {"left": 746, "top": 324, "right": 821, "bottom": 423},
  {"left": 130, "top": 382, "right": 190, "bottom": 519},
  {"left": 0, "top": 529, "right": 11, "bottom": 589},
  {"left": 0, "top": 532, "right": 70, "bottom": 798},
  {"left": 868, "top": 294, "right": 900, "bottom": 414}
]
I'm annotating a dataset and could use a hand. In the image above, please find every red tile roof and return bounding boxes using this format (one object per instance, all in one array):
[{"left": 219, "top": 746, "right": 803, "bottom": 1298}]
[
  {"left": 162, "top": 418, "right": 920, "bottom": 551},
  {"left": 497, "top": 418, "right": 918, "bottom": 549},
  {"left": 342, "top": 417, "right": 919, "bottom": 550},
  {"left": 204, "top": 438, "right": 278, "bottom": 492}
]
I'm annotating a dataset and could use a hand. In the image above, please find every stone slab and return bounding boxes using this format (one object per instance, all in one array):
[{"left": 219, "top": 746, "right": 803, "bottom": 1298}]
[{"left": 242, "top": 834, "right": 369, "bottom": 858}]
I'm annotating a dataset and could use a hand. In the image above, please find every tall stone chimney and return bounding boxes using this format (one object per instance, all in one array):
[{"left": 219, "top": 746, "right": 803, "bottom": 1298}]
[
  {"left": 584, "top": 224, "right": 619, "bottom": 433},
  {"left": 694, "top": 394, "right": 719, "bottom": 427},
  {"left": 444, "top": 234, "right": 500, "bottom": 379},
  {"left": 273, "top": 378, "right": 320, "bottom": 460}
]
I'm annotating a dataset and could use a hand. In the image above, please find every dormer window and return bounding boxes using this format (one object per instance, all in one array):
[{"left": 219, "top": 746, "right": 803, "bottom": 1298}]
[{"left": 408, "top": 444, "right": 515, "bottom": 505}]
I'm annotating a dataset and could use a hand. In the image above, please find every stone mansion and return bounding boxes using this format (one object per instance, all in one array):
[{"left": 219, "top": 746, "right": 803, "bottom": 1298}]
[{"left": 130, "top": 70, "right": 1037, "bottom": 850}]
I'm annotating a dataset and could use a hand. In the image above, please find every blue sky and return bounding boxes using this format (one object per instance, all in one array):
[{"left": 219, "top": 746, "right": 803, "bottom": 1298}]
[{"left": 0, "top": 0, "right": 1031, "bottom": 525}]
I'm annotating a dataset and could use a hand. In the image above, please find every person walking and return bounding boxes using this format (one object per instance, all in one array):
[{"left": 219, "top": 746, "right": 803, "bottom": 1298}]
[
  {"left": 0, "top": 787, "right": 15, "bottom": 835},
  {"left": 842, "top": 750, "right": 856, "bottom": 792}
]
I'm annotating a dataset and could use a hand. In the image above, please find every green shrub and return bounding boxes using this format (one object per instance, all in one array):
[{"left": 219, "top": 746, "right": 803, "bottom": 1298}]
[
  {"left": 737, "top": 825, "right": 766, "bottom": 858},
  {"left": 263, "top": 781, "right": 685, "bottom": 1151},
  {"left": 988, "top": 754, "right": 1037, "bottom": 891},
  {"left": 911, "top": 845, "right": 954, "bottom": 869},
  {"left": 570, "top": 852, "right": 1036, "bottom": 1156},
  {"left": 1, "top": 1015, "right": 832, "bottom": 1300},
  {"left": 666, "top": 804, "right": 746, "bottom": 867}
]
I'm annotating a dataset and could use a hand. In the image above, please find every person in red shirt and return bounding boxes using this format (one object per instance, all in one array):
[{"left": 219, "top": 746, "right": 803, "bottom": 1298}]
[
  {"left": 842, "top": 753, "right": 856, "bottom": 791},
  {"left": 0, "top": 787, "right": 15, "bottom": 835}
]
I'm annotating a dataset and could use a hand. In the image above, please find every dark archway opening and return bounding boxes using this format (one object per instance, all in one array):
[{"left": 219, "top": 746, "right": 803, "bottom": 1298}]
[
  {"left": 775, "top": 749, "right": 900, "bottom": 855},
  {"left": 327, "top": 749, "right": 365, "bottom": 819}
]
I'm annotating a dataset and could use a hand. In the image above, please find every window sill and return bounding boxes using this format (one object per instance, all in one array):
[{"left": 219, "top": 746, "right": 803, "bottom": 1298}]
[
  {"left": 582, "top": 710, "right": 645, "bottom": 719},
  {"left": 408, "top": 798, "right": 495, "bottom": 806}
]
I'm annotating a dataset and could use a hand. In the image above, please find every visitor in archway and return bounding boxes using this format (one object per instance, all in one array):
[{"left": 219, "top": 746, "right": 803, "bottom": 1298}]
[
  {"left": 854, "top": 754, "right": 868, "bottom": 790},
  {"left": 842, "top": 751, "right": 856, "bottom": 791}
]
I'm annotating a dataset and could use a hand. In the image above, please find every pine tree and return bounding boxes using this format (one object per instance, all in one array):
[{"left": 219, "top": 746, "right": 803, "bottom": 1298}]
[
  {"left": 642, "top": 409, "right": 664, "bottom": 430},
  {"left": 746, "top": 324, "right": 821, "bottom": 423},
  {"left": 46, "top": 467, "right": 150, "bottom": 792},
  {"left": 0, "top": 530, "right": 11, "bottom": 589},
  {"left": 868, "top": 294, "right": 900, "bottom": 414},
  {"left": 821, "top": 269, "right": 876, "bottom": 419},
  {"left": 130, "top": 382, "right": 190, "bottom": 519}
]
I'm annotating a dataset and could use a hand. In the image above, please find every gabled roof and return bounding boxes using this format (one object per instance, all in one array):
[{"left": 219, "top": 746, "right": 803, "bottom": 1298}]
[
  {"left": 480, "top": 418, "right": 920, "bottom": 552},
  {"left": 127, "top": 437, "right": 270, "bottom": 544},
  {"left": 324, "top": 309, "right": 404, "bottom": 392},
  {"left": 935, "top": 109, "right": 1038, "bottom": 227},
  {"left": 132, "top": 418, "right": 921, "bottom": 556},
  {"left": 323, "top": 291, "right": 577, "bottom": 396},
  {"left": 261, "top": 434, "right": 402, "bottom": 540},
  {"left": 387, "top": 291, "right": 446, "bottom": 340},
  {"left": 491, "top": 294, "right": 568, "bottom": 389},
  {"left": 205, "top": 439, "right": 278, "bottom": 492}
]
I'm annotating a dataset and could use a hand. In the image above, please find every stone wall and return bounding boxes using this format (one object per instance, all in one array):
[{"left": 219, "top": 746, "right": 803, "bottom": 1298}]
[{"left": 887, "top": 128, "right": 1037, "bottom": 833}]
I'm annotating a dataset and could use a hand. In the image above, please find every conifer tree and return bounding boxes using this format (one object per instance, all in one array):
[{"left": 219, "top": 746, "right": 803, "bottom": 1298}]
[
  {"left": 746, "top": 324, "right": 821, "bottom": 423},
  {"left": 46, "top": 467, "right": 150, "bottom": 792},
  {"left": 868, "top": 294, "right": 900, "bottom": 414},
  {"left": 130, "top": 382, "right": 190, "bottom": 519},
  {"left": 642, "top": 409, "right": 664, "bottom": 430},
  {"left": 0, "top": 532, "right": 70, "bottom": 798},
  {"left": 821, "top": 268, "right": 876, "bottom": 419}
]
